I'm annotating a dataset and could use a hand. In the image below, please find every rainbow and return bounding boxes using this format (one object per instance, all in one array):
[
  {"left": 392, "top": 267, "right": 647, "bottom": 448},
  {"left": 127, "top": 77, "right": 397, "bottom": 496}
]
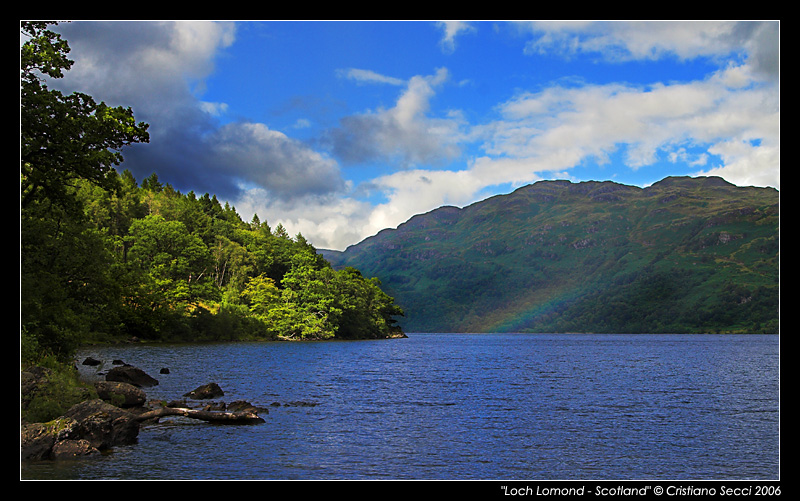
[{"left": 478, "top": 283, "right": 587, "bottom": 333}]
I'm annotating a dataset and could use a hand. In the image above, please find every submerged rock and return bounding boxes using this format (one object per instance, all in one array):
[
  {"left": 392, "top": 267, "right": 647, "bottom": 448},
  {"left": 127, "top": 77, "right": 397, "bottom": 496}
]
[
  {"left": 184, "top": 382, "right": 224, "bottom": 400},
  {"left": 227, "top": 400, "right": 270, "bottom": 414}
]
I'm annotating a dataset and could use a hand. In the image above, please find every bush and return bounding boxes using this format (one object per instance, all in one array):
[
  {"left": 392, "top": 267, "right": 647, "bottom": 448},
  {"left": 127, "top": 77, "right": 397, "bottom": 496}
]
[
  {"left": 188, "top": 303, "right": 277, "bottom": 341},
  {"left": 22, "top": 357, "right": 97, "bottom": 423}
]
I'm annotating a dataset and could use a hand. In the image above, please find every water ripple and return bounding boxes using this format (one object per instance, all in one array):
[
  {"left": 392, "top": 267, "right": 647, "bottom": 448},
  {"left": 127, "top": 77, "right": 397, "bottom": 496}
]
[{"left": 23, "top": 333, "right": 780, "bottom": 480}]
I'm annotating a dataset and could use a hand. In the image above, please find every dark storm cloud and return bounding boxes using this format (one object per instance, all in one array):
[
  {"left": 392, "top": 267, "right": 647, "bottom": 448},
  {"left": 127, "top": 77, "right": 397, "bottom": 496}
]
[
  {"left": 205, "top": 122, "right": 346, "bottom": 198},
  {"left": 325, "top": 114, "right": 388, "bottom": 165},
  {"left": 728, "top": 21, "right": 780, "bottom": 81},
  {"left": 48, "top": 21, "right": 346, "bottom": 201}
]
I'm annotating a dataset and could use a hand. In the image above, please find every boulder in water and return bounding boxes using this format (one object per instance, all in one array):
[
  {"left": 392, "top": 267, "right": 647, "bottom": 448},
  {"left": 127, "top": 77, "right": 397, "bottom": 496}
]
[
  {"left": 95, "top": 380, "right": 147, "bottom": 408},
  {"left": 21, "top": 399, "right": 140, "bottom": 461},
  {"left": 184, "top": 382, "right": 224, "bottom": 400},
  {"left": 106, "top": 365, "right": 159, "bottom": 387}
]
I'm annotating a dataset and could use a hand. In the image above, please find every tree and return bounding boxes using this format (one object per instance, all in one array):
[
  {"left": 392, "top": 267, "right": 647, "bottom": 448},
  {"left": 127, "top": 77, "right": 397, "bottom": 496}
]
[
  {"left": 211, "top": 235, "right": 252, "bottom": 290},
  {"left": 332, "top": 267, "right": 405, "bottom": 339},
  {"left": 21, "top": 198, "right": 119, "bottom": 360},
  {"left": 124, "top": 215, "right": 217, "bottom": 311},
  {"left": 241, "top": 274, "right": 282, "bottom": 315},
  {"left": 20, "top": 22, "right": 149, "bottom": 209},
  {"left": 278, "top": 250, "right": 340, "bottom": 339},
  {"left": 21, "top": 22, "right": 150, "bottom": 361},
  {"left": 20, "top": 22, "right": 406, "bottom": 354}
]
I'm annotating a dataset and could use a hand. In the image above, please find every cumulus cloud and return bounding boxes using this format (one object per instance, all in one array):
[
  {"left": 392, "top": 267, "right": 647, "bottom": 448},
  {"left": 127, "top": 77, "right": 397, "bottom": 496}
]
[
  {"left": 326, "top": 67, "right": 465, "bottom": 168},
  {"left": 54, "top": 21, "right": 235, "bottom": 111},
  {"left": 469, "top": 53, "right": 779, "bottom": 187},
  {"left": 234, "top": 189, "right": 371, "bottom": 251},
  {"left": 320, "top": 28, "right": 779, "bottom": 247},
  {"left": 51, "top": 21, "right": 346, "bottom": 201},
  {"left": 42, "top": 20, "right": 777, "bottom": 251},
  {"left": 516, "top": 20, "right": 778, "bottom": 74},
  {"left": 205, "top": 122, "right": 345, "bottom": 199}
]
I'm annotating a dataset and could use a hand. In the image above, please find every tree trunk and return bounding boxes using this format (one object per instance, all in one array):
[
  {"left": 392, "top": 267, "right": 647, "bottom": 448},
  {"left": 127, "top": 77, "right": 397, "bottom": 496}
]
[{"left": 136, "top": 406, "right": 265, "bottom": 424}]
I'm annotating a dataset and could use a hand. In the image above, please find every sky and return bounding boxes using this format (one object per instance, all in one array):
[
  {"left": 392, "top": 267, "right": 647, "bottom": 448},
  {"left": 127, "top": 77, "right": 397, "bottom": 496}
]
[{"left": 42, "top": 20, "right": 780, "bottom": 251}]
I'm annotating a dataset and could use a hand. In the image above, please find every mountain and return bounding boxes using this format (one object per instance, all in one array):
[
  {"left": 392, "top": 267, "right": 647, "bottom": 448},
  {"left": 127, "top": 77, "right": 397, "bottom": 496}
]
[{"left": 323, "top": 176, "right": 779, "bottom": 334}]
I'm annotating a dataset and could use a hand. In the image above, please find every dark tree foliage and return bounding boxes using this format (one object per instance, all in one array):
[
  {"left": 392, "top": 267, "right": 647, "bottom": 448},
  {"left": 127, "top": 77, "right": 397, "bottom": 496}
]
[{"left": 20, "top": 22, "right": 150, "bottom": 210}]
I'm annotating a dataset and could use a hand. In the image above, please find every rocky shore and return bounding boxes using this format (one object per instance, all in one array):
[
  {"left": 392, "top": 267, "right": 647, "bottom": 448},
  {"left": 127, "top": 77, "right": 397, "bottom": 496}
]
[{"left": 21, "top": 360, "right": 269, "bottom": 462}]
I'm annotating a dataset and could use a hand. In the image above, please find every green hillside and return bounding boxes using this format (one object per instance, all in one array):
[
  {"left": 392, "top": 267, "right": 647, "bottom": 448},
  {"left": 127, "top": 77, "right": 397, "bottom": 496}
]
[{"left": 325, "top": 176, "right": 779, "bottom": 334}]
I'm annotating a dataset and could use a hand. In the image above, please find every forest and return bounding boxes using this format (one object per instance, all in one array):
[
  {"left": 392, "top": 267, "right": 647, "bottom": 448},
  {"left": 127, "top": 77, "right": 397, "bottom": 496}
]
[{"left": 21, "top": 22, "right": 404, "bottom": 369}]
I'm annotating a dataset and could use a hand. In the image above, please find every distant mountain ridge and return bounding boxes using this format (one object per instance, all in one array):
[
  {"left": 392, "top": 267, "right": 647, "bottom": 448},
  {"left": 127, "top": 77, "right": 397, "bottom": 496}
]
[{"left": 323, "top": 176, "right": 779, "bottom": 334}]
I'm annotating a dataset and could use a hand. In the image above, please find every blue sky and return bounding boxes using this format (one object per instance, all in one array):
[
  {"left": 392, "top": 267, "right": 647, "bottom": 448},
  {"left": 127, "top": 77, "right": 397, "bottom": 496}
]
[{"left": 46, "top": 21, "right": 780, "bottom": 250}]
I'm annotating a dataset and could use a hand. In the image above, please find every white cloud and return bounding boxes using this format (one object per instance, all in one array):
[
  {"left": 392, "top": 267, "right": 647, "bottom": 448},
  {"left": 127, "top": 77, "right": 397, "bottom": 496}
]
[
  {"left": 45, "top": 20, "right": 778, "bottom": 251},
  {"left": 234, "top": 189, "right": 371, "bottom": 251},
  {"left": 436, "top": 21, "right": 477, "bottom": 53},
  {"left": 696, "top": 138, "right": 780, "bottom": 188},
  {"left": 244, "top": 48, "right": 778, "bottom": 250},
  {"left": 199, "top": 101, "right": 229, "bottom": 116},
  {"left": 304, "top": 55, "right": 778, "bottom": 249},
  {"left": 338, "top": 68, "right": 405, "bottom": 86},
  {"left": 364, "top": 169, "right": 486, "bottom": 231},
  {"left": 328, "top": 67, "right": 464, "bottom": 168},
  {"left": 516, "top": 20, "right": 778, "bottom": 71},
  {"left": 479, "top": 62, "right": 778, "bottom": 181},
  {"left": 55, "top": 21, "right": 236, "bottom": 108}
]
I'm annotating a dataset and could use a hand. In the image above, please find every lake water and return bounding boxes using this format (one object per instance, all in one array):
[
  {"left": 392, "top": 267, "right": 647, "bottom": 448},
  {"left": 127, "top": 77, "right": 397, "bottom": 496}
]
[{"left": 21, "top": 333, "right": 780, "bottom": 481}]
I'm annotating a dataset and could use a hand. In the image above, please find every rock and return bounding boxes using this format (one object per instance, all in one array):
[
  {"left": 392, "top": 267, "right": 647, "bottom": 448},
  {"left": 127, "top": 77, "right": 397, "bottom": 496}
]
[
  {"left": 94, "top": 381, "right": 147, "bottom": 408},
  {"left": 227, "top": 400, "right": 269, "bottom": 414},
  {"left": 202, "top": 401, "right": 227, "bottom": 411},
  {"left": 21, "top": 364, "right": 269, "bottom": 463},
  {"left": 62, "top": 399, "right": 140, "bottom": 450},
  {"left": 21, "top": 416, "right": 95, "bottom": 461},
  {"left": 82, "top": 357, "right": 102, "bottom": 366},
  {"left": 21, "top": 421, "right": 60, "bottom": 461},
  {"left": 51, "top": 439, "right": 99, "bottom": 459},
  {"left": 184, "top": 382, "right": 224, "bottom": 400},
  {"left": 106, "top": 365, "right": 159, "bottom": 387},
  {"left": 159, "top": 367, "right": 170, "bottom": 374},
  {"left": 283, "top": 400, "right": 319, "bottom": 407}
]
